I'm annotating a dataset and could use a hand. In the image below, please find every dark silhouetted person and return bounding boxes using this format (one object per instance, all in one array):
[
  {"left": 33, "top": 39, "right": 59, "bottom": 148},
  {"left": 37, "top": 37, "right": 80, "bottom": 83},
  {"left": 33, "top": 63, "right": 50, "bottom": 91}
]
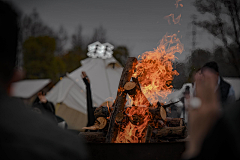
[
  {"left": 182, "top": 68, "right": 240, "bottom": 159},
  {"left": 81, "top": 71, "right": 95, "bottom": 129},
  {"left": 0, "top": 1, "right": 87, "bottom": 159},
  {"left": 201, "top": 61, "right": 236, "bottom": 107},
  {"left": 32, "top": 91, "right": 58, "bottom": 124}
]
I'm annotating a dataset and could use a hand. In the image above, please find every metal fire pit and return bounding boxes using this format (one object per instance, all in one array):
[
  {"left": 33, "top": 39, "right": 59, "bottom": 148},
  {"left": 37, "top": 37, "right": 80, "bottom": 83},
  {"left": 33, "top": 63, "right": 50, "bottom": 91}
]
[{"left": 86, "top": 141, "right": 186, "bottom": 160}]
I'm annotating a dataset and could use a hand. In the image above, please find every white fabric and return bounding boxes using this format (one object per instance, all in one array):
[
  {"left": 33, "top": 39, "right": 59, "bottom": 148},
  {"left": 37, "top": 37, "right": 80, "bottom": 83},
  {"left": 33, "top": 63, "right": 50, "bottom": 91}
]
[
  {"left": 11, "top": 79, "right": 51, "bottom": 98},
  {"left": 223, "top": 77, "right": 240, "bottom": 100},
  {"left": 46, "top": 57, "right": 123, "bottom": 114},
  {"left": 158, "top": 83, "right": 193, "bottom": 104}
]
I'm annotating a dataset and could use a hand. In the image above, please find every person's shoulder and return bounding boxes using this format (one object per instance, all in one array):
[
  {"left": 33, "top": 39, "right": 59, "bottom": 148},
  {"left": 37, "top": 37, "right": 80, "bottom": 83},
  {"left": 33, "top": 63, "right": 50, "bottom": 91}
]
[
  {"left": 220, "top": 77, "right": 230, "bottom": 85},
  {"left": 0, "top": 95, "right": 88, "bottom": 159},
  {"left": 220, "top": 101, "right": 240, "bottom": 157},
  {"left": 223, "top": 101, "right": 240, "bottom": 122}
]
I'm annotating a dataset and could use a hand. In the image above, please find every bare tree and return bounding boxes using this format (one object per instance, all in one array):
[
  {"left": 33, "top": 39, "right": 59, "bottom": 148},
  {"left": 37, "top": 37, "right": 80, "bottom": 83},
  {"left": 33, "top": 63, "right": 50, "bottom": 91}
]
[
  {"left": 55, "top": 26, "right": 68, "bottom": 55},
  {"left": 19, "top": 9, "right": 67, "bottom": 57},
  {"left": 194, "top": 0, "right": 240, "bottom": 76},
  {"left": 71, "top": 25, "right": 84, "bottom": 50},
  {"left": 90, "top": 25, "right": 107, "bottom": 43}
]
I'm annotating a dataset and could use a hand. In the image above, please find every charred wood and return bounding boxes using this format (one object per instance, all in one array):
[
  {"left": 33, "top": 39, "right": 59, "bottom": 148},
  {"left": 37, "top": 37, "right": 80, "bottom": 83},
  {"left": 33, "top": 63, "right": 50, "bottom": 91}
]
[
  {"left": 94, "top": 106, "right": 113, "bottom": 118},
  {"left": 79, "top": 132, "right": 106, "bottom": 143},
  {"left": 106, "top": 57, "right": 138, "bottom": 143},
  {"left": 82, "top": 117, "right": 108, "bottom": 130},
  {"left": 153, "top": 126, "right": 187, "bottom": 139},
  {"left": 124, "top": 78, "right": 150, "bottom": 107},
  {"left": 166, "top": 118, "right": 184, "bottom": 127},
  {"left": 145, "top": 125, "right": 153, "bottom": 143}
]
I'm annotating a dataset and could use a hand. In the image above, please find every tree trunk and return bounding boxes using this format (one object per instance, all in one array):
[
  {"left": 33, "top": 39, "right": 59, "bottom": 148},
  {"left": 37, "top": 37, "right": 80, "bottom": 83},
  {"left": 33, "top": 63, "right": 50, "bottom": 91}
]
[{"left": 214, "top": 3, "right": 240, "bottom": 76}]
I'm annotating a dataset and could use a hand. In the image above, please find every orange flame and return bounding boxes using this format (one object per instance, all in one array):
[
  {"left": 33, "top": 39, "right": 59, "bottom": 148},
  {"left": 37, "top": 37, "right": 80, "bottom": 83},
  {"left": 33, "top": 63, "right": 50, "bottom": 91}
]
[
  {"left": 133, "top": 33, "right": 184, "bottom": 103},
  {"left": 175, "top": 0, "right": 183, "bottom": 8},
  {"left": 115, "top": 1, "right": 184, "bottom": 143},
  {"left": 115, "top": 106, "right": 151, "bottom": 143},
  {"left": 115, "top": 34, "right": 183, "bottom": 143},
  {"left": 164, "top": 14, "right": 181, "bottom": 25}
]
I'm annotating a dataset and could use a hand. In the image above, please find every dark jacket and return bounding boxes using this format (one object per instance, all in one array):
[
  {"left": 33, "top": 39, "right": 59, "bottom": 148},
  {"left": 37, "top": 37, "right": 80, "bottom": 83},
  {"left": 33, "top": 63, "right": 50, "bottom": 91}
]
[
  {"left": 218, "top": 77, "right": 231, "bottom": 105},
  {"left": 82, "top": 77, "right": 95, "bottom": 127},
  {"left": 0, "top": 88, "right": 88, "bottom": 159},
  {"left": 189, "top": 101, "right": 240, "bottom": 160},
  {"left": 32, "top": 98, "right": 57, "bottom": 124}
]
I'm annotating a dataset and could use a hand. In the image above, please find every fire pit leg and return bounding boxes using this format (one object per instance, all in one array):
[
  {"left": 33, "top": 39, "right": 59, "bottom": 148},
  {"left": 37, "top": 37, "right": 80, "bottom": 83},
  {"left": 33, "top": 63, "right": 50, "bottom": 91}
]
[{"left": 105, "top": 57, "right": 138, "bottom": 143}]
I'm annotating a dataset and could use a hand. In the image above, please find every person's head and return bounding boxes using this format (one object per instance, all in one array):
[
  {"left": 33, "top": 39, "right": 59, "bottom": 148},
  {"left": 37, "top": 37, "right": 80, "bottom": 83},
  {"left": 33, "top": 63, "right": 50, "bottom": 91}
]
[
  {"left": 183, "top": 85, "right": 190, "bottom": 98},
  {"left": 201, "top": 61, "right": 219, "bottom": 75},
  {"left": 38, "top": 91, "right": 46, "bottom": 96},
  {"left": 0, "top": 1, "right": 23, "bottom": 92},
  {"left": 184, "top": 86, "right": 190, "bottom": 93},
  {"left": 201, "top": 61, "right": 219, "bottom": 84}
]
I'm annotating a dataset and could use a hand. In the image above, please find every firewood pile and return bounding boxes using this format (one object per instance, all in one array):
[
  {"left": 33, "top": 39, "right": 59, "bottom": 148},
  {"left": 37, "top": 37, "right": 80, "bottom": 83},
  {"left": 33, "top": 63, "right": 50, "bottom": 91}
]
[{"left": 79, "top": 57, "right": 187, "bottom": 143}]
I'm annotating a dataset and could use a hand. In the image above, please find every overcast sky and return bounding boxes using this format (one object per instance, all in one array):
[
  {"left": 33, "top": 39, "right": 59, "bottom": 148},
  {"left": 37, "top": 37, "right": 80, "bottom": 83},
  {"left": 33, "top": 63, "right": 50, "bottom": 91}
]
[{"left": 9, "top": 0, "right": 216, "bottom": 61}]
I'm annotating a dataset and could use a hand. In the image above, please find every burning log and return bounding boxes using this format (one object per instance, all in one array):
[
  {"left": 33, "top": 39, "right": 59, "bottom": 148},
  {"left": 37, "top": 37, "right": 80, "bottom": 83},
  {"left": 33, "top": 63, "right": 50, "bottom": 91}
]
[
  {"left": 82, "top": 117, "right": 108, "bottom": 130},
  {"left": 148, "top": 106, "right": 167, "bottom": 121},
  {"left": 106, "top": 57, "right": 138, "bottom": 143},
  {"left": 129, "top": 114, "right": 144, "bottom": 125},
  {"left": 124, "top": 78, "right": 150, "bottom": 107},
  {"left": 94, "top": 106, "right": 113, "bottom": 118},
  {"left": 154, "top": 126, "right": 187, "bottom": 139},
  {"left": 123, "top": 81, "right": 136, "bottom": 93},
  {"left": 94, "top": 106, "right": 167, "bottom": 122},
  {"left": 79, "top": 132, "right": 106, "bottom": 143},
  {"left": 145, "top": 125, "right": 153, "bottom": 143},
  {"left": 166, "top": 117, "right": 184, "bottom": 127},
  {"left": 115, "top": 112, "right": 124, "bottom": 123},
  {"left": 80, "top": 116, "right": 186, "bottom": 142},
  {"left": 95, "top": 106, "right": 167, "bottom": 122},
  {"left": 158, "top": 120, "right": 166, "bottom": 128},
  {"left": 160, "top": 106, "right": 167, "bottom": 120}
]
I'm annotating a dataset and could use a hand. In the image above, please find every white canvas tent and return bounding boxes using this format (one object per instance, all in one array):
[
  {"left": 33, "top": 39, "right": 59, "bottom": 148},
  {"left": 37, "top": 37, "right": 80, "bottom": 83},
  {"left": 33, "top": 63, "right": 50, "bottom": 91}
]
[
  {"left": 12, "top": 79, "right": 51, "bottom": 98},
  {"left": 11, "top": 79, "right": 51, "bottom": 106},
  {"left": 46, "top": 57, "right": 123, "bottom": 130}
]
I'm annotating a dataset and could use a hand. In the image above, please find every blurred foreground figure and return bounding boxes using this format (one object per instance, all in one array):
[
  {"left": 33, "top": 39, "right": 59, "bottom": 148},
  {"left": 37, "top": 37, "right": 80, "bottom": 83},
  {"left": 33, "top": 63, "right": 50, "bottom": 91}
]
[
  {"left": 0, "top": 1, "right": 87, "bottom": 159},
  {"left": 201, "top": 61, "right": 236, "bottom": 107},
  {"left": 182, "top": 68, "right": 240, "bottom": 159}
]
